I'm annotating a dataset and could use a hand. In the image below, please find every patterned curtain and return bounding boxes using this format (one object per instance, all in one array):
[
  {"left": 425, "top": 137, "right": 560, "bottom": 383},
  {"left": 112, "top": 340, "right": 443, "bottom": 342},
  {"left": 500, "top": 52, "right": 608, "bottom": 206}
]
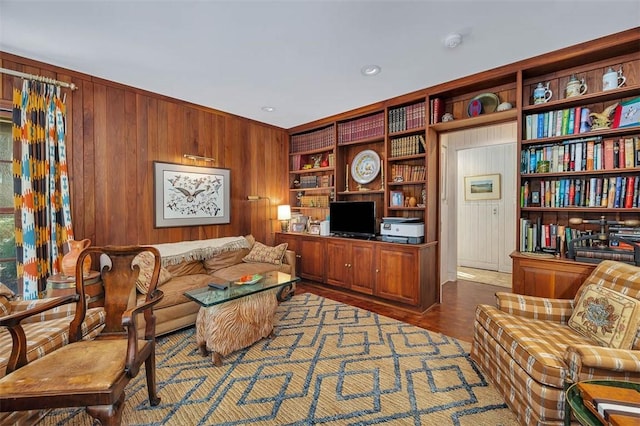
[{"left": 13, "top": 80, "right": 74, "bottom": 299}]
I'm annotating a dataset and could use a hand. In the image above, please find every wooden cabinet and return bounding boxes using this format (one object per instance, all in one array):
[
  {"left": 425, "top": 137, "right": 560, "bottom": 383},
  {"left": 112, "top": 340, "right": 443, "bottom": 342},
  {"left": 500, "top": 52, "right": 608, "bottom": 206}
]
[
  {"left": 276, "top": 232, "right": 437, "bottom": 310},
  {"left": 374, "top": 244, "right": 421, "bottom": 305},
  {"left": 276, "top": 233, "right": 325, "bottom": 282},
  {"left": 511, "top": 252, "right": 594, "bottom": 298},
  {"left": 325, "top": 239, "right": 374, "bottom": 294}
]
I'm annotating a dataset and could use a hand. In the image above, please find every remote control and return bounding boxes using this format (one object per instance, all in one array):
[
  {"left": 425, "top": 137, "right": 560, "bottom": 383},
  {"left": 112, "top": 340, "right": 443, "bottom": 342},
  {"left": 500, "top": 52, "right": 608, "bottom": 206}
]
[{"left": 208, "top": 282, "right": 228, "bottom": 290}]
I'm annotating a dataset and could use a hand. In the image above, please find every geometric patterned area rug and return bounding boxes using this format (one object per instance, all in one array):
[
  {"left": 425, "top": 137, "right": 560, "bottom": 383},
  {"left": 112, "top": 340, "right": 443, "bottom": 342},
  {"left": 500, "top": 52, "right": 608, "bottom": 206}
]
[{"left": 42, "top": 293, "right": 517, "bottom": 425}]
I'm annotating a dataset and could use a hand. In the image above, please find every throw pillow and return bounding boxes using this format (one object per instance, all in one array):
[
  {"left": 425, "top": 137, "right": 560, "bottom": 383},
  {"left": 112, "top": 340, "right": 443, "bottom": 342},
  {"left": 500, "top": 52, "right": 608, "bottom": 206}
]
[
  {"left": 568, "top": 284, "right": 640, "bottom": 349},
  {"left": 132, "top": 251, "right": 173, "bottom": 294},
  {"left": 242, "top": 242, "right": 288, "bottom": 266}
]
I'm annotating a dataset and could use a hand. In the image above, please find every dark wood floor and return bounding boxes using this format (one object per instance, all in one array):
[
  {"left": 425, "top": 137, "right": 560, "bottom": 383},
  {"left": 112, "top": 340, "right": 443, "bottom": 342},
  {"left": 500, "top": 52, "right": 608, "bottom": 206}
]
[{"left": 295, "top": 279, "right": 506, "bottom": 342}]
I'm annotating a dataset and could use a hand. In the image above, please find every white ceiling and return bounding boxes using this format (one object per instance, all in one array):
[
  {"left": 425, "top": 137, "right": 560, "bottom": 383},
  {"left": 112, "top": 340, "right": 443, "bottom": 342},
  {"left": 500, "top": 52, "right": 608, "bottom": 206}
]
[{"left": 0, "top": 1, "right": 638, "bottom": 129}]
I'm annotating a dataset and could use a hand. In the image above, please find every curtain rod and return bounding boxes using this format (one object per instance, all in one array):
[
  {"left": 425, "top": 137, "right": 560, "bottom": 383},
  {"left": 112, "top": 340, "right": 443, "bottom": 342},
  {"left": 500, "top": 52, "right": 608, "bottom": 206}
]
[{"left": 0, "top": 67, "right": 77, "bottom": 90}]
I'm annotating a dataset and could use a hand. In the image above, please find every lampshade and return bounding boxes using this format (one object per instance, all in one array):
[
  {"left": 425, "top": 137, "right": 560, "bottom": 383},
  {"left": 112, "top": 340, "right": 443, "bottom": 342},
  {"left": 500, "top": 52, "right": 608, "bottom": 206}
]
[{"left": 277, "top": 204, "right": 291, "bottom": 221}]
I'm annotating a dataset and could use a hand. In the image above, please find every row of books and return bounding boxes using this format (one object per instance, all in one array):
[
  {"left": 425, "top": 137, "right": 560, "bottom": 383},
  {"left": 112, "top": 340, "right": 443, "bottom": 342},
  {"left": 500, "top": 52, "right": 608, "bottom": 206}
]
[
  {"left": 429, "top": 98, "right": 444, "bottom": 124},
  {"left": 390, "top": 164, "right": 426, "bottom": 182},
  {"left": 388, "top": 102, "right": 426, "bottom": 133},
  {"left": 290, "top": 126, "right": 335, "bottom": 153},
  {"left": 524, "top": 107, "right": 591, "bottom": 140},
  {"left": 519, "top": 219, "right": 638, "bottom": 253},
  {"left": 337, "top": 112, "right": 384, "bottom": 144},
  {"left": 522, "top": 136, "right": 640, "bottom": 174},
  {"left": 390, "top": 135, "right": 426, "bottom": 158},
  {"left": 296, "top": 175, "right": 334, "bottom": 189},
  {"left": 520, "top": 175, "right": 640, "bottom": 209}
]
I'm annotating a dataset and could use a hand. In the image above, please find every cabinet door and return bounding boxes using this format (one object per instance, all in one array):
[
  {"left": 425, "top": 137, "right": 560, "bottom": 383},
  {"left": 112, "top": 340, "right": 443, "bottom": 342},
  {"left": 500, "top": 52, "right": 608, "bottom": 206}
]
[
  {"left": 375, "top": 246, "right": 420, "bottom": 305},
  {"left": 325, "top": 240, "right": 350, "bottom": 288},
  {"left": 299, "top": 238, "right": 325, "bottom": 282},
  {"left": 512, "top": 255, "right": 593, "bottom": 299},
  {"left": 350, "top": 242, "right": 375, "bottom": 294}
]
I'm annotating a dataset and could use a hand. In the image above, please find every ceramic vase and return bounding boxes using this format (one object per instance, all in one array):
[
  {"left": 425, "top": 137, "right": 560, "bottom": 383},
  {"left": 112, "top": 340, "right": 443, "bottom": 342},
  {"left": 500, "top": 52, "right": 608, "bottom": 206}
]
[{"left": 61, "top": 239, "right": 92, "bottom": 277}]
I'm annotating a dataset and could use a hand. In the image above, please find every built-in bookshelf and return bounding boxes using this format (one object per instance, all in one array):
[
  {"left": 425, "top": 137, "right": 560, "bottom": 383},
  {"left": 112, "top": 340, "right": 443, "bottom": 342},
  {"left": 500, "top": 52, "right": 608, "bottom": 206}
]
[
  {"left": 517, "top": 44, "right": 640, "bottom": 265},
  {"left": 288, "top": 125, "right": 336, "bottom": 219}
]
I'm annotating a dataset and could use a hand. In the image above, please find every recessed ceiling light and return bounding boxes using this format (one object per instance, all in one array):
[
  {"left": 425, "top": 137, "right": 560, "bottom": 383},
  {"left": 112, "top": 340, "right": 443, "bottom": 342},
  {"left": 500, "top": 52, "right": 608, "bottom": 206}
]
[
  {"left": 261, "top": 106, "right": 275, "bottom": 112},
  {"left": 361, "top": 65, "right": 381, "bottom": 76}
]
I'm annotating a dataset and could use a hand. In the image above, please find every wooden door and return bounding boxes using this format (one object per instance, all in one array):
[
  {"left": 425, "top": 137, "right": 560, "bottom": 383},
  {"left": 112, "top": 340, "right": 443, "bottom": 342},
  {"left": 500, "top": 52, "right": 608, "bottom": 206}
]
[
  {"left": 299, "top": 237, "right": 325, "bottom": 282},
  {"left": 350, "top": 242, "right": 374, "bottom": 294},
  {"left": 325, "top": 239, "right": 351, "bottom": 288},
  {"left": 375, "top": 245, "right": 419, "bottom": 305}
]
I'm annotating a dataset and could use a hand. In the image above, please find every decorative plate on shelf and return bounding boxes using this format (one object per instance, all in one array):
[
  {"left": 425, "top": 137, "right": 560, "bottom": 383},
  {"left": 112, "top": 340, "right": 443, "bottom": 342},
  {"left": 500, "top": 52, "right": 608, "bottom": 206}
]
[
  {"left": 351, "top": 150, "right": 380, "bottom": 184},
  {"left": 467, "top": 93, "right": 500, "bottom": 117}
]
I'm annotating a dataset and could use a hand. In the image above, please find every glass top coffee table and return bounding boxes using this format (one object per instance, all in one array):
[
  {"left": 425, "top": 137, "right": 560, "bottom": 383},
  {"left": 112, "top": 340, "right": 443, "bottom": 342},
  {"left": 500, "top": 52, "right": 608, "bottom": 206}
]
[
  {"left": 184, "top": 271, "right": 299, "bottom": 307},
  {"left": 184, "top": 271, "right": 300, "bottom": 366}
]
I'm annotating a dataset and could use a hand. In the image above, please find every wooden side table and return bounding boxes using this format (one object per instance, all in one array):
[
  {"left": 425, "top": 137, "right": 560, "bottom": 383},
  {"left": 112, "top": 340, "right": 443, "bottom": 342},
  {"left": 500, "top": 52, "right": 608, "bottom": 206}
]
[
  {"left": 46, "top": 270, "right": 104, "bottom": 307},
  {"left": 565, "top": 380, "right": 640, "bottom": 426}
]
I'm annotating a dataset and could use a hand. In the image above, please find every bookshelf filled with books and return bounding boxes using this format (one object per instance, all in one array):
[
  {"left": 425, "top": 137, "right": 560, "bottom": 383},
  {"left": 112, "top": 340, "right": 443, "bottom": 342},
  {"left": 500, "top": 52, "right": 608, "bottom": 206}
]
[
  {"left": 289, "top": 125, "right": 336, "bottom": 220},
  {"left": 513, "top": 40, "right": 640, "bottom": 297},
  {"left": 384, "top": 99, "right": 428, "bottom": 221}
]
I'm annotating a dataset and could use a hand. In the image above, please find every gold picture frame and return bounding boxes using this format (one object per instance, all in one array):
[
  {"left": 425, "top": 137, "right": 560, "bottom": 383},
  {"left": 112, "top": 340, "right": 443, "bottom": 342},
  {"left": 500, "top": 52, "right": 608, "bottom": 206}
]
[{"left": 464, "top": 174, "right": 501, "bottom": 201}]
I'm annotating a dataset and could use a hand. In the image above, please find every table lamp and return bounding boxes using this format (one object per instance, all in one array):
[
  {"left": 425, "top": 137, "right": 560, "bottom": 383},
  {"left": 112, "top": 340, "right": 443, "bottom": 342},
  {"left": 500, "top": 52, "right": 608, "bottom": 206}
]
[{"left": 277, "top": 204, "right": 291, "bottom": 232}]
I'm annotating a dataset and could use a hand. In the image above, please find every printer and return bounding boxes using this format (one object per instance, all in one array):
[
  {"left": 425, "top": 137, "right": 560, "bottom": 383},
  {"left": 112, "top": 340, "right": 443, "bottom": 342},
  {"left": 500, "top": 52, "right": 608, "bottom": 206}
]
[{"left": 380, "top": 217, "right": 424, "bottom": 244}]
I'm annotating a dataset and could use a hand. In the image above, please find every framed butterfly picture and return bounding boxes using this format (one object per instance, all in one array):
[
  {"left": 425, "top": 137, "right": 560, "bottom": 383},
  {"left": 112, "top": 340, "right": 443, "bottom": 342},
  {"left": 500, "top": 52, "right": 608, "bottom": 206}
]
[{"left": 154, "top": 161, "right": 231, "bottom": 227}]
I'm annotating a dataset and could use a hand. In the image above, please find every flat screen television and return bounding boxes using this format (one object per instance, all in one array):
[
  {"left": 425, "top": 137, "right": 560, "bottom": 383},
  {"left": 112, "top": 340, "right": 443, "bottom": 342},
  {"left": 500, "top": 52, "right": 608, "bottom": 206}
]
[{"left": 329, "top": 201, "right": 377, "bottom": 239}]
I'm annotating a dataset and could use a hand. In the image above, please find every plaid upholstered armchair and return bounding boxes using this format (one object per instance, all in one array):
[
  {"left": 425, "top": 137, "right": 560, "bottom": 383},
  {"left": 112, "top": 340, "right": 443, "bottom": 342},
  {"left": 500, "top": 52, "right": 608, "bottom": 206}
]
[{"left": 471, "top": 260, "right": 640, "bottom": 426}]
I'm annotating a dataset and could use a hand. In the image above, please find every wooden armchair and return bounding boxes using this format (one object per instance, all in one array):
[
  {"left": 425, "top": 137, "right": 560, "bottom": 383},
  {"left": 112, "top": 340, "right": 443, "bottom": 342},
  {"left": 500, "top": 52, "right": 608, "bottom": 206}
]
[{"left": 0, "top": 245, "right": 164, "bottom": 425}]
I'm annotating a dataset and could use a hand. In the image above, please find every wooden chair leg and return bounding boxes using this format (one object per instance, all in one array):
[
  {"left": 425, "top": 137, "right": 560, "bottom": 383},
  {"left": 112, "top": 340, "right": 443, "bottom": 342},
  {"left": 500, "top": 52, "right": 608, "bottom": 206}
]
[
  {"left": 86, "top": 392, "right": 125, "bottom": 426},
  {"left": 145, "top": 352, "right": 161, "bottom": 406}
]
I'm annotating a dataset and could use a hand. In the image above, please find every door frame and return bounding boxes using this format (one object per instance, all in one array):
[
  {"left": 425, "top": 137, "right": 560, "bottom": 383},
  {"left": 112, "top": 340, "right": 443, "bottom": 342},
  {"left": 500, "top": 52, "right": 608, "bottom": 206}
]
[{"left": 439, "top": 122, "right": 518, "bottom": 285}]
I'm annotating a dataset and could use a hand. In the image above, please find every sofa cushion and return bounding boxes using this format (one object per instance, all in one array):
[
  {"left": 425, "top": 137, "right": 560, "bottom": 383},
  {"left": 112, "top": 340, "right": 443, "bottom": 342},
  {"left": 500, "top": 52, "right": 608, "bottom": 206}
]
[
  {"left": 568, "top": 284, "right": 640, "bottom": 349},
  {"left": 138, "top": 274, "right": 212, "bottom": 310},
  {"left": 243, "top": 242, "right": 287, "bottom": 265},
  {"left": 212, "top": 262, "right": 283, "bottom": 282},
  {"left": 203, "top": 248, "right": 250, "bottom": 275},
  {"left": 165, "top": 260, "right": 207, "bottom": 277},
  {"left": 0, "top": 307, "right": 105, "bottom": 377},
  {"left": 132, "top": 251, "right": 173, "bottom": 294},
  {"left": 475, "top": 304, "right": 593, "bottom": 388}
]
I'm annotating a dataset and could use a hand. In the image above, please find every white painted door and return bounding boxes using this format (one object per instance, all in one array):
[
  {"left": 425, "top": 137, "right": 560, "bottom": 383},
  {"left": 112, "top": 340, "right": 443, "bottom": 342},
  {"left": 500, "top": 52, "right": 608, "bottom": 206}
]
[{"left": 458, "top": 201, "right": 499, "bottom": 270}]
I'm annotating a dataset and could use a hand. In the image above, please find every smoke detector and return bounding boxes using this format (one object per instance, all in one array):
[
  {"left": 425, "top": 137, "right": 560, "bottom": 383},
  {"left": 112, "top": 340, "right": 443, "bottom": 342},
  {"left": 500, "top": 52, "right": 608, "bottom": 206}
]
[{"left": 444, "top": 33, "right": 463, "bottom": 49}]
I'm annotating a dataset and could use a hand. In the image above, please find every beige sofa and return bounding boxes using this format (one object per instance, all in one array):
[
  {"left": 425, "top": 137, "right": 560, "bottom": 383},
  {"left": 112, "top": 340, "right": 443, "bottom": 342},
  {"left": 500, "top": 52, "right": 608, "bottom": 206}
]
[{"left": 134, "top": 235, "right": 296, "bottom": 336}]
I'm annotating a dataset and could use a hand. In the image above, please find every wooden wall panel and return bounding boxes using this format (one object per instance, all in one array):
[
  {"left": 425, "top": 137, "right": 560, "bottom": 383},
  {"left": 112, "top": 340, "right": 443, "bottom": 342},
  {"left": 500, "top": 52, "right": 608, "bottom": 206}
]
[{"left": 0, "top": 52, "right": 289, "bottom": 247}]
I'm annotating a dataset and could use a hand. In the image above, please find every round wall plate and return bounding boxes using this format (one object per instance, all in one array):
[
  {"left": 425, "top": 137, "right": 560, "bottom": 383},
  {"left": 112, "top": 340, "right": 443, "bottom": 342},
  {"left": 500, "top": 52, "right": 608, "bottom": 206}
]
[
  {"left": 351, "top": 150, "right": 380, "bottom": 184},
  {"left": 467, "top": 92, "right": 500, "bottom": 116}
]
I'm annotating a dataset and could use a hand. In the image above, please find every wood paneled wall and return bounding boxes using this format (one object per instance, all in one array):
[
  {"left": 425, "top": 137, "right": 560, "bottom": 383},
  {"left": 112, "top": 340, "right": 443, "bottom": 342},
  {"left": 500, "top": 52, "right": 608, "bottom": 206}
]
[{"left": 0, "top": 52, "right": 289, "bottom": 246}]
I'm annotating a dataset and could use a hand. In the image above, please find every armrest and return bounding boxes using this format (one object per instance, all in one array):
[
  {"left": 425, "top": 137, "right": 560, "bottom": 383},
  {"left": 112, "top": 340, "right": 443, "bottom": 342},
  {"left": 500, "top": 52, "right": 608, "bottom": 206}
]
[
  {"left": 564, "top": 344, "right": 640, "bottom": 382},
  {"left": 495, "top": 292, "right": 575, "bottom": 324},
  {"left": 11, "top": 296, "right": 87, "bottom": 324},
  {"left": 283, "top": 249, "right": 296, "bottom": 278},
  {"left": 122, "top": 289, "right": 164, "bottom": 376},
  {"left": 0, "top": 294, "right": 80, "bottom": 374}
]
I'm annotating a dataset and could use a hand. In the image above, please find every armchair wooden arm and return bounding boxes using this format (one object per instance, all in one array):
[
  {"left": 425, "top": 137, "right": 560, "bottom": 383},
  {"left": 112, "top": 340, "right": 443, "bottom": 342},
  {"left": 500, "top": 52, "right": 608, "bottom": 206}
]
[
  {"left": 122, "top": 288, "right": 164, "bottom": 376},
  {"left": 0, "top": 294, "right": 79, "bottom": 374}
]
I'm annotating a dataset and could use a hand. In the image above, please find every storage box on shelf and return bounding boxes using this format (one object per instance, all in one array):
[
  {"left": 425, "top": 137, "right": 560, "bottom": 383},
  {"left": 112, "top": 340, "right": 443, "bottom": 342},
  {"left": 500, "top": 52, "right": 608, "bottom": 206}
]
[{"left": 513, "top": 42, "right": 640, "bottom": 298}]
